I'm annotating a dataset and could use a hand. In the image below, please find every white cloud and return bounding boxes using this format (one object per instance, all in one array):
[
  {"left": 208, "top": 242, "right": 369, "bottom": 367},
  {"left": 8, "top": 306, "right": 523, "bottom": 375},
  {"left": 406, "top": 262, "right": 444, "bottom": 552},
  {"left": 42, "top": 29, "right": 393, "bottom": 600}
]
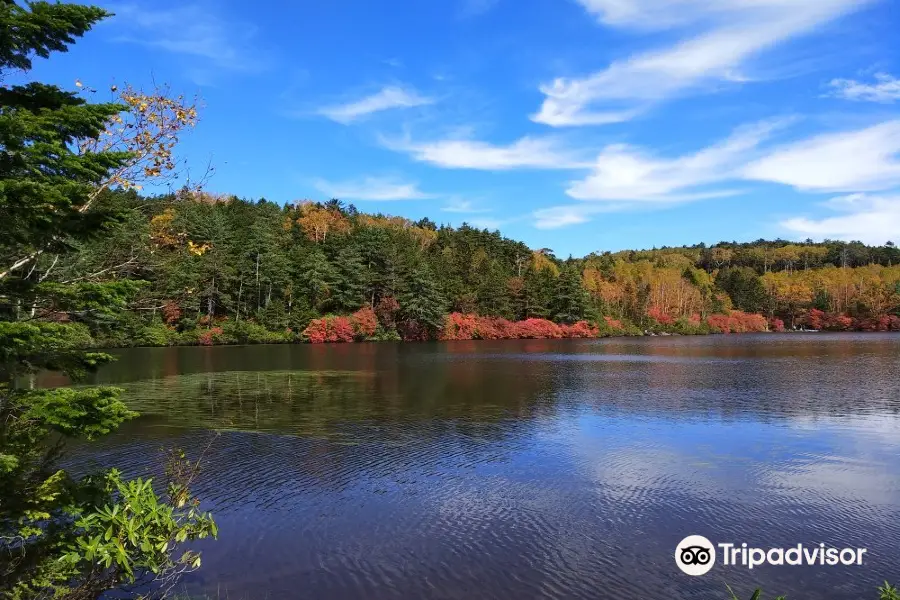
[
  {"left": 312, "top": 176, "right": 434, "bottom": 201},
  {"left": 318, "top": 87, "right": 434, "bottom": 124},
  {"left": 828, "top": 73, "right": 900, "bottom": 103},
  {"left": 441, "top": 199, "right": 492, "bottom": 213},
  {"left": 781, "top": 193, "right": 900, "bottom": 245},
  {"left": 566, "top": 120, "right": 783, "bottom": 201},
  {"left": 533, "top": 205, "right": 593, "bottom": 229},
  {"left": 382, "top": 134, "right": 589, "bottom": 170},
  {"left": 743, "top": 120, "right": 900, "bottom": 193},
  {"left": 110, "top": 4, "right": 261, "bottom": 72},
  {"left": 534, "top": 0, "right": 872, "bottom": 126}
]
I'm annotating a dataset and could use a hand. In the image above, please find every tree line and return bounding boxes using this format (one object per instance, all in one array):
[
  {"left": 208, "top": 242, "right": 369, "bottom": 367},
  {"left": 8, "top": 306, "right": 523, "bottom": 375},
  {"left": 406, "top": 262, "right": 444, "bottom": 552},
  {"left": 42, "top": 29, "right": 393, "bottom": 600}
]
[{"left": 13, "top": 188, "right": 898, "bottom": 346}]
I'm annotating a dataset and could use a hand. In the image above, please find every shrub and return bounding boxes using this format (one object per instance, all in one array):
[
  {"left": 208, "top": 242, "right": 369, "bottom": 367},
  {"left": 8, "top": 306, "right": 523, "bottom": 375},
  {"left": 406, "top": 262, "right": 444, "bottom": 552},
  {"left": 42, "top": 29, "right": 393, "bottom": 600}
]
[
  {"left": 161, "top": 301, "right": 182, "bottom": 325},
  {"left": 560, "top": 320, "right": 599, "bottom": 338},
  {"left": 221, "top": 320, "right": 279, "bottom": 344},
  {"left": 302, "top": 316, "right": 356, "bottom": 343},
  {"left": 441, "top": 312, "right": 479, "bottom": 340},
  {"left": 351, "top": 307, "right": 378, "bottom": 338},
  {"left": 196, "top": 327, "right": 225, "bottom": 346},
  {"left": 134, "top": 322, "right": 177, "bottom": 347},
  {"left": 647, "top": 306, "right": 675, "bottom": 325},
  {"left": 515, "top": 318, "right": 563, "bottom": 339},
  {"left": 367, "top": 325, "right": 402, "bottom": 342},
  {"left": 707, "top": 311, "right": 768, "bottom": 334}
]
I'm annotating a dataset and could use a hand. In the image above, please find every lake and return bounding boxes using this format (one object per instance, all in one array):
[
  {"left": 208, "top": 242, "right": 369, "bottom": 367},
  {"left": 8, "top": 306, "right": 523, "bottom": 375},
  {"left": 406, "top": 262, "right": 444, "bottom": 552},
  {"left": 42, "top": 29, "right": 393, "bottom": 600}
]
[{"left": 59, "top": 334, "right": 900, "bottom": 599}]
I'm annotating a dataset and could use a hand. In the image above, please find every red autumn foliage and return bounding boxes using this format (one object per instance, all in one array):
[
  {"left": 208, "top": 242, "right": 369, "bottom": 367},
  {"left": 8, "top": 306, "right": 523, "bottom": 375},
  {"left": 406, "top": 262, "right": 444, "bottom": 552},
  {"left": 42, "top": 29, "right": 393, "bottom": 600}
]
[
  {"left": 559, "top": 320, "right": 599, "bottom": 338},
  {"left": 804, "top": 308, "right": 827, "bottom": 330},
  {"left": 688, "top": 313, "right": 703, "bottom": 326},
  {"left": 800, "top": 309, "right": 892, "bottom": 331},
  {"left": 857, "top": 315, "right": 900, "bottom": 331},
  {"left": 647, "top": 306, "right": 675, "bottom": 325},
  {"left": 515, "top": 318, "right": 563, "bottom": 339},
  {"left": 303, "top": 316, "right": 356, "bottom": 343},
  {"left": 604, "top": 316, "right": 624, "bottom": 331},
  {"left": 441, "top": 312, "right": 479, "bottom": 340},
  {"left": 161, "top": 300, "right": 181, "bottom": 325},
  {"left": 439, "top": 314, "right": 598, "bottom": 340},
  {"left": 706, "top": 311, "right": 768, "bottom": 334},
  {"left": 197, "top": 326, "right": 224, "bottom": 346},
  {"left": 351, "top": 306, "right": 378, "bottom": 337},
  {"left": 768, "top": 317, "right": 785, "bottom": 332}
]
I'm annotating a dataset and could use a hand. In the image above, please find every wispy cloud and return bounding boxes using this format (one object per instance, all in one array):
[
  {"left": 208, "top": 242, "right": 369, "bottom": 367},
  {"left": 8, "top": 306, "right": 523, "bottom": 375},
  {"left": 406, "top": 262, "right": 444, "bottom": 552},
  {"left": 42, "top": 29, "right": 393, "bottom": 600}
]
[
  {"left": 827, "top": 73, "right": 900, "bottom": 103},
  {"left": 532, "top": 203, "right": 631, "bottom": 229},
  {"left": 318, "top": 86, "right": 434, "bottom": 124},
  {"left": 781, "top": 193, "right": 900, "bottom": 244},
  {"left": 533, "top": 0, "right": 873, "bottom": 126},
  {"left": 382, "top": 134, "right": 589, "bottom": 170},
  {"left": 743, "top": 120, "right": 900, "bottom": 193},
  {"left": 441, "top": 199, "right": 492, "bottom": 213},
  {"left": 312, "top": 176, "right": 434, "bottom": 201},
  {"left": 109, "top": 3, "right": 263, "bottom": 73},
  {"left": 459, "top": 0, "right": 500, "bottom": 18},
  {"left": 566, "top": 120, "right": 785, "bottom": 202}
]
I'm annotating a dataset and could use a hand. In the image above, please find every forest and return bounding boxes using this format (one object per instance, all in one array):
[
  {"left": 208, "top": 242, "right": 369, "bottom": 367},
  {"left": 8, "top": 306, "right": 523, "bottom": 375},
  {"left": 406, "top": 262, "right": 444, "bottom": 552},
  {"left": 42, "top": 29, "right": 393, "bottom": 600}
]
[
  {"left": 13, "top": 188, "right": 900, "bottom": 348},
  {"left": 3, "top": 1, "right": 900, "bottom": 599}
]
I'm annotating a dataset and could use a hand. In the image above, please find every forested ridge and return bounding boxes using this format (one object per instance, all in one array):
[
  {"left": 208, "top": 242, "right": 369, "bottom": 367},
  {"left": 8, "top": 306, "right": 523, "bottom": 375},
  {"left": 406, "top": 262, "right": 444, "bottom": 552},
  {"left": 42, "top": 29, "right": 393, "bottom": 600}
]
[{"left": 13, "top": 188, "right": 900, "bottom": 347}]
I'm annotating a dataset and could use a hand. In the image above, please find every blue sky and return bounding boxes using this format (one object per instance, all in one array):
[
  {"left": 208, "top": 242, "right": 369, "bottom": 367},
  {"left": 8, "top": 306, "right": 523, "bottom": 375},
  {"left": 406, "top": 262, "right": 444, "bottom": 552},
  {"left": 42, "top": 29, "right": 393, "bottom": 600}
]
[{"left": 25, "top": 0, "right": 900, "bottom": 256}]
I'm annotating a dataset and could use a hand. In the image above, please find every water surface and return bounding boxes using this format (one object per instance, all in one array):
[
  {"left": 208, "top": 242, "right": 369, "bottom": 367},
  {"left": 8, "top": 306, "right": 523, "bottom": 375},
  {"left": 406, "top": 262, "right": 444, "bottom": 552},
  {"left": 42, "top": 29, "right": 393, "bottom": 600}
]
[{"left": 61, "top": 334, "right": 900, "bottom": 599}]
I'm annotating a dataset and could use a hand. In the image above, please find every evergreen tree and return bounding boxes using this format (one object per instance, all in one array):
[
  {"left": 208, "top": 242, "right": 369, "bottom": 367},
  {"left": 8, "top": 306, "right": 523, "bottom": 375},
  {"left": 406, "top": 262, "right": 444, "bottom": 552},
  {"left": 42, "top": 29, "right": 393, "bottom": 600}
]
[
  {"left": 296, "top": 247, "right": 337, "bottom": 311},
  {"left": 0, "top": 4, "right": 215, "bottom": 596},
  {"left": 331, "top": 246, "right": 367, "bottom": 312},
  {"left": 523, "top": 265, "right": 554, "bottom": 318},
  {"left": 398, "top": 264, "right": 446, "bottom": 334},
  {"left": 715, "top": 266, "right": 766, "bottom": 314},
  {"left": 552, "top": 262, "right": 587, "bottom": 324}
]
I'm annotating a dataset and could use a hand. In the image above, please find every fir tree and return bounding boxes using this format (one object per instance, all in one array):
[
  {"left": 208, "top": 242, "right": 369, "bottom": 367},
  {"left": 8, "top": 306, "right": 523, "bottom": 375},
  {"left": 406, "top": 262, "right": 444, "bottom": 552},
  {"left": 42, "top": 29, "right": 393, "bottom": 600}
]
[
  {"left": 0, "top": 3, "right": 216, "bottom": 596},
  {"left": 552, "top": 262, "right": 587, "bottom": 324}
]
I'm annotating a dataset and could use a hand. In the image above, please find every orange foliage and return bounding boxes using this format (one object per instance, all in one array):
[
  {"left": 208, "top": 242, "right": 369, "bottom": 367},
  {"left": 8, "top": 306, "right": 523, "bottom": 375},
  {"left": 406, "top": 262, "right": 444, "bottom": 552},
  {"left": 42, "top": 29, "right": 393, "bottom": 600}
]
[
  {"left": 303, "top": 316, "right": 356, "bottom": 343},
  {"left": 197, "top": 327, "right": 224, "bottom": 346},
  {"left": 706, "top": 311, "right": 768, "bottom": 333},
  {"left": 351, "top": 307, "right": 378, "bottom": 337},
  {"left": 295, "top": 202, "right": 351, "bottom": 243},
  {"left": 161, "top": 301, "right": 181, "bottom": 325},
  {"left": 647, "top": 306, "right": 674, "bottom": 325}
]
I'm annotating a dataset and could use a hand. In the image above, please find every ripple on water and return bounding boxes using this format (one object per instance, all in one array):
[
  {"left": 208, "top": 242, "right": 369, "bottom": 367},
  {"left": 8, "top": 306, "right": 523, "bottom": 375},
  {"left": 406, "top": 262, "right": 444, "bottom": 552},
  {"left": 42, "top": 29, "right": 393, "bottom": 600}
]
[{"left": 62, "top": 336, "right": 900, "bottom": 599}]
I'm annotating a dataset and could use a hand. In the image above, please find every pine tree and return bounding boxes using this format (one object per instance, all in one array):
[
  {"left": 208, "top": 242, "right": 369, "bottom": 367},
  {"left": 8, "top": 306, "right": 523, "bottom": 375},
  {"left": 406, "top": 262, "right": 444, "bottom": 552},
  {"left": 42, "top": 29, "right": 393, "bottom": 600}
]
[
  {"left": 398, "top": 264, "right": 446, "bottom": 335},
  {"left": 552, "top": 262, "right": 587, "bottom": 324},
  {"left": 331, "top": 246, "right": 367, "bottom": 312},
  {"left": 296, "top": 247, "right": 337, "bottom": 310},
  {"left": 524, "top": 265, "right": 554, "bottom": 318},
  {"left": 0, "top": 3, "right": 215, "bottom": 596}
]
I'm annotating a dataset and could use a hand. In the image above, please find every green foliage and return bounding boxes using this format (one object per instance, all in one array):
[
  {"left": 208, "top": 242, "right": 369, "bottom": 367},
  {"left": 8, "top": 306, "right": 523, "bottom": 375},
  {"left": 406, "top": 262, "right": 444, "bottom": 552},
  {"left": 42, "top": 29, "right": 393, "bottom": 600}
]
[
  {"left": 552, "top": 262, "right": 587, "bottom": 324},
  {"left": 880, "top": 582, "right": 900, "bottom": 600},
  {"left": 397, "top": 264, "right": 446, "bottom": 334},
  {"left": 716, "top": 267, "right": 766, "bottom": 313},
  {"left": 0, "top": 2, "right": 217, "bottom": 597}
]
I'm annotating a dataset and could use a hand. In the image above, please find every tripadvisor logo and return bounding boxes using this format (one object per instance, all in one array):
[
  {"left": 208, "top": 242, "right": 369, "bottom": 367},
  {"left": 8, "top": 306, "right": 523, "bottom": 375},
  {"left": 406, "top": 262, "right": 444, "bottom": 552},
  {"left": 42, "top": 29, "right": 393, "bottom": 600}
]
[
  {"left": 675, "top": 535, "right": 868, "bottom": 576},
  {"left": 676, "top": 535, "right": 716, "bottom": 576}
]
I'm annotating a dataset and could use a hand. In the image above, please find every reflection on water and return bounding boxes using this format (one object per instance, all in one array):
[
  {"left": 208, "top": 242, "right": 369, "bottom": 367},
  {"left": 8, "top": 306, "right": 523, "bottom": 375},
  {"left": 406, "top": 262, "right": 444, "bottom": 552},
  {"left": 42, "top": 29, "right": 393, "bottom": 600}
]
[{"left": 61, "top": 334, "right": 900, "bottom": 599}]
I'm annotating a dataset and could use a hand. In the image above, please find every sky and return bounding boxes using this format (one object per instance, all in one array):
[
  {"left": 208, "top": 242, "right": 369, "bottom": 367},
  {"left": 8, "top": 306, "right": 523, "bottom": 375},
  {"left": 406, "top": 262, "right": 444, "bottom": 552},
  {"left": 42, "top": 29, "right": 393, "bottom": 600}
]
[{"left": 24, "top": 0, "right": 900, "bottom": 256}]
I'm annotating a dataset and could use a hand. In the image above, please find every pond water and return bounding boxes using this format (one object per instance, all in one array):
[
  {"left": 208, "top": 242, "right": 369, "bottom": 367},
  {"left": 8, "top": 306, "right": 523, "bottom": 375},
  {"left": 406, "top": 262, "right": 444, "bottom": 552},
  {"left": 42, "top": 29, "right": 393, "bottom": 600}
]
[{"left": 59, "top": 334, "right": 900, "bottom": 599}]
